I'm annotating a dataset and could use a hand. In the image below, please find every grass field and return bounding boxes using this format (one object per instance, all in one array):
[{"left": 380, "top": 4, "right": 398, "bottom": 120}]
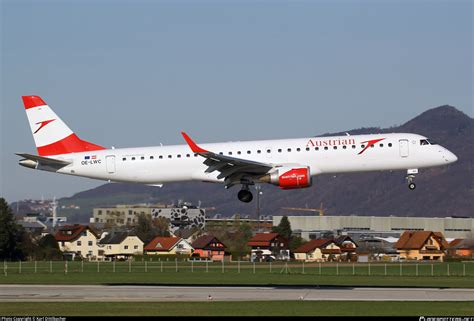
[
  {"left": 1, "top": 261, "right": 473, "bottom": 288},
  {"left": 0, "top": 301, "right": 472, "bottom": 316}
]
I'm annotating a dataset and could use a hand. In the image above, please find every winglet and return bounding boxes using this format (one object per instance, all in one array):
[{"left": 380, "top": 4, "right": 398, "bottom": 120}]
[{"left": 181, "top": 132, "right": 208, "bottom": 153}]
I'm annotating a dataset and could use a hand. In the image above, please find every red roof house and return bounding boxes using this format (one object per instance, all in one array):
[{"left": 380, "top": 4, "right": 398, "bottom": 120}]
[
  {"left": 448, "top": 239, "right": 474, "bottom": 258},
  {"left": 293, "top": 239, "right": 341, "bottom": 262},
  {"left": 247, "top": 233, "right": 289, "bottom": 261},
  {"left": 395, "top": 231, "right": 447, "bottom": 261},
  {"left": 54, "top": 225, "right": 100, "bottom": 260},
  {"left": 144, "top": 236, "right": 193, "bottom": 255},
  {"left": 191, "top": 235, "right": 226, "bottom": 261}
]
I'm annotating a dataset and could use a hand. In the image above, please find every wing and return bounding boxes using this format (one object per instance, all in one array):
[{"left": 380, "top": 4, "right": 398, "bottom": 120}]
[{"left": 181, "top": 132, "right": 273, "bottom": 187}]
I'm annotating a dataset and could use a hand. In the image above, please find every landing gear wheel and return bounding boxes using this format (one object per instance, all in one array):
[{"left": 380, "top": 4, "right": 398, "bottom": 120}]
[
  {"left": 408, "top": 182, "right": 416, "bottom": 190},
  {"left": 238, "top": 189, "right": 253, "bottom": 203}
]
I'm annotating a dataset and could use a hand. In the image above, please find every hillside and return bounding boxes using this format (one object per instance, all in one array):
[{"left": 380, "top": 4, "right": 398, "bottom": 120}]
[{"left": 58, "top": 105, "right": 473, "bottom": 221}]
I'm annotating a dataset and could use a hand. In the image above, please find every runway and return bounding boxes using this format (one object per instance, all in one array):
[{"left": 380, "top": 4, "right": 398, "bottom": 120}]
[{"left": 1, "top": 285, "right": 473, "bottom": 302}]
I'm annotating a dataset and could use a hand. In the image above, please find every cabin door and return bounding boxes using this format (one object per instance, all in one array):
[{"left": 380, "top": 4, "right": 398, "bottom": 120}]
[
  {"left": 106, "top": 155, "right": 116, "bottom": 174},
  {"left": 399, "top": 139, "right": 409, "bottom": 158}
]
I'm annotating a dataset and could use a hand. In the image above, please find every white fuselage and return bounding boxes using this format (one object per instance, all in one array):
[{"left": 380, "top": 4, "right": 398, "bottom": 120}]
[{"left": 48, "top": 133, "right": 457, "bottom": 185}]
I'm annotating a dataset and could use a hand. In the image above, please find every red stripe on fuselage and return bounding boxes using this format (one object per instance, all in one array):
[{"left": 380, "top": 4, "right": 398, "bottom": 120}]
[{"left": 37, "top": 133, "right": 105, "bottom": 156}]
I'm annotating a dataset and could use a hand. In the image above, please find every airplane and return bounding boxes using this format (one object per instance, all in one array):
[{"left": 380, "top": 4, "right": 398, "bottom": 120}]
[{"left": 17, "top": 95, "right": 458, "bottom": 203}]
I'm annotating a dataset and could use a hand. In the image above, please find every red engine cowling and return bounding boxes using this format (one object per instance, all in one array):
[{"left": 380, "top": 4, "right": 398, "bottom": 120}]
[{"left": 261, "top": 167, "right": 312, "bottom": 189}]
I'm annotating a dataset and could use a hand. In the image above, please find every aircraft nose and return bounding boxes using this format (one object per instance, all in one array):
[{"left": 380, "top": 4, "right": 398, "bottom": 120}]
[{"left": 445, "top": 150, "right": 458, "bottom": 164}]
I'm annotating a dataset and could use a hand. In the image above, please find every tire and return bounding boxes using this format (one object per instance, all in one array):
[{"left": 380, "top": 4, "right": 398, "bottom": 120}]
[{"left": 237, "top": 190, "right": 253, "bottom": 203}]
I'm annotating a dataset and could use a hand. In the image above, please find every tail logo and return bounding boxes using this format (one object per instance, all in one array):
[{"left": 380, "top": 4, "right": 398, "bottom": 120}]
[{"left": 34, "top": 119, "right": 56, "bottom": 134}]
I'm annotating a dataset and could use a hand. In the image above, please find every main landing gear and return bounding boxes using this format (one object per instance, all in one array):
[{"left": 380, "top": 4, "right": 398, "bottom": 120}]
[
  {"left": 406, "top": 169, "right": 418, "bottom": 190},
  {"left": 237, "top": 186, "right": 253, "bottom": 203}
]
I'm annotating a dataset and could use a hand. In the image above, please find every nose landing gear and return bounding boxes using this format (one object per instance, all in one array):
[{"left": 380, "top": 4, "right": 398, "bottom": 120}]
[{"left": 406, "top": 169, "right": 418, "bottom": 190}]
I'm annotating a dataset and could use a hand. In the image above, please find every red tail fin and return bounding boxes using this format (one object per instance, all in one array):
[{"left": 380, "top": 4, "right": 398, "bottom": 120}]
[{"left": 22, "top": 95, "right": 106, "bottom": 156}]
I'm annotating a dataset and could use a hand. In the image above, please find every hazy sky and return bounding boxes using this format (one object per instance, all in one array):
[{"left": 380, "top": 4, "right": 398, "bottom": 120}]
[{"left": 1, "top": 0, "right": 472, "bottom": 202}]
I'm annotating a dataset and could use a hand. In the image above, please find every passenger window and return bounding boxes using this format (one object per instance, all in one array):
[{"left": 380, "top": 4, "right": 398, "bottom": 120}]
[
  {"left": 131, "top": 157, "right": 136, "bottom": 160},
  {"left": 141, "top": 156, "right": 145, "bottom": 160},
  {"left": 159, "top": 155, "right": 163, "bottom": 159},
  {"left": 333, "top": 146, "right": 337, "bottom": 150},
  {"left": 324, "top": 147, "right": 328, "bottom": 150},
  {"left": 219, "top": 152, "right": 223, "bottom": 155},
  {"left": 343, "top": 146, "right": 347, "bottom": 149},
  {"left": 352, "top": 145, "right": 356, "bottom": 149},
  {"left": 247, "top": 151, "right": 251, "bottom": 154},
  {"left": 296, "top": 148, "right": 301, "bottom": 152},
  {"left": 237, "top": 151, "right": 242, "bottom": 155},
  {"left": 122, "top": 157, "right": 126, "bottom": 161},
  {"left": 194, "top": 153, "right": 198, "bottom": 157},
  {"left": 150, "top": 156, "right": 154, "bottom": 160},
  {"left": 267, "top": 149, "right": 271, "bottom": 153},
  {"left": 388, "top": 143, "right": 392, "bottom": 147},
  {"left": 287, "top": 148, "right": 291, "bottom": 152},
  {"left": 315, "top": 147, "right": 319, "bottom": 151},
  {"left": 361, "top": 145, "right": 365, "bottom": 149},
  {"left": 168, "top": 155, "right": 172, "bottom": 158},
  {"left": 257, "top": 150, "right": 261, "bottom": 154},
  {"left": 177, "top": 155, "right": 181, "bottom": 158},
  {"left": 379, "top": 144, "right": 383, "bottom": 147},
  {"left": 278, "top": 149, "right": 282, "bottom": 153},
  {"left": 306, "top": 147, "right": 310, "bottom": 151}
]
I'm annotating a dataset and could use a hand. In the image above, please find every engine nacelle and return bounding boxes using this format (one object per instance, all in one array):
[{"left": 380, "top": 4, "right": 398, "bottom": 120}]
[{"left": 261, "top": 166, "right": 312, "bottom": 189}]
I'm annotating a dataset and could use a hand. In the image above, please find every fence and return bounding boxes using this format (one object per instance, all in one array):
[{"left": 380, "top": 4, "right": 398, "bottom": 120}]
[{"left": 2, "top": 260, "right": 473, "bottom": 277}]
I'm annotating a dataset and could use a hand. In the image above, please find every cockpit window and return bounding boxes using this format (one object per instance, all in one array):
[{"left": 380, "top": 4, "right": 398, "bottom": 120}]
[
  {"left": 420, "top": 139, "right": 437, "bottom": 145},
  {"left": 420, "top": 139, "right": 429, "bottom": 145}
]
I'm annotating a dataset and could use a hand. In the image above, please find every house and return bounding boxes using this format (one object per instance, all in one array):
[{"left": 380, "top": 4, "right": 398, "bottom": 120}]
[
  {"left": 17, "top": 221, "right": 46, "bottom": 236},
  {"left": 55, "top": 224, "right": 100, "bottom": 260},
  {"left": 293, "top": 239, "right": 341, "bottom": 262},
  {"left": 144, "top": 236, "right": 194, "bottom": 256},
  {"left": 191, "top": 235, "right": 226, "bottom": 261},
  {"left": 98, "top": 232, "right": 144, "bottom": 260},
  {"left": 247, "top": 233, "right": 290, "bottom": 261},
  {"left": 334, "top": 235, "right": 358, "bottom": 260},
  {"left": 395, "top": 231, "right": 448, "bottom": 261},
  {"left": 448, "top": 239, "right": 474, "bottom": 258}
]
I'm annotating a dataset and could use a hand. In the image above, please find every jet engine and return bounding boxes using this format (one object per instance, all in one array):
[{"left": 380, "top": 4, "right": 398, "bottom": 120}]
[{"left": 260, "top": 166, "right": 312, "bottom": 189}]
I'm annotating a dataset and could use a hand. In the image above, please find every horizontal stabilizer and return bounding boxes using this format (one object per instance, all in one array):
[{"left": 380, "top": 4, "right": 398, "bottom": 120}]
[{"left": 16, "top": 153, "right": 71, "bottom": 169}]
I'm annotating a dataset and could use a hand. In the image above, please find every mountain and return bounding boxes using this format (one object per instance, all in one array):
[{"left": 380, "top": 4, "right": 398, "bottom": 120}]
[{"left": 58, "top": 105, "right": 473, "bottom": 221}]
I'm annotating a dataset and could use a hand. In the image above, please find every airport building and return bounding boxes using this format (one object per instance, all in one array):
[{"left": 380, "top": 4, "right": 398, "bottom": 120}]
[
  {"left": 205, "top": 214, "right": 273, "bottom": 233},
  {"left": 91, "top": 204, "right": 205, "bottom": 232},
  {"left": 273, "top": 215, "right": 474, "bottom": 240}
]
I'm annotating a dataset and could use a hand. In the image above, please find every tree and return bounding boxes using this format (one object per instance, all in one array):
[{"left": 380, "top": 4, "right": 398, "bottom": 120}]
[
  {"left": 134, "top": 214, "right": 159, "bottom": 244},
  {"left": 0, "top": 198, "right": 25, "bottom": 260},
  {"left": 289, "top": 235, "right": 307, "bottom": 252},
  {"left": 36, "top": 234, "right": 63, "bottom": 260},
  {"left": 153, "top": 217, "right": 171, "bottom": 237},
  {"left": 272, "top": 216, "right": 292, "bottom": 240}
]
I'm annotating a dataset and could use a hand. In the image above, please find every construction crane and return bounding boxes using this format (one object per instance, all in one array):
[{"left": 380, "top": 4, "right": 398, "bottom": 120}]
[{"left": 282, "top": 203, "right": 326, "bottom": 216}]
